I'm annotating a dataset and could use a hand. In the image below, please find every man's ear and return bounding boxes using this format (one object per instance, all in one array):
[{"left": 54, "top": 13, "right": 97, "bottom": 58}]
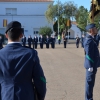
[
  {"left": 20, "top": 33, "right": 23, "bottom": 38},
  {"left": 5, "top": 33, "right": 8, "bottom": 39},
  {"left": 89, "top": 29, "right": 92, "bottom": 34}
]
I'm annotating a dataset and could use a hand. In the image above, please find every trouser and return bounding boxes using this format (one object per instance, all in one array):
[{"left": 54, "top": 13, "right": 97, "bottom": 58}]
[
  {"left": 40, "top": 43, "right": 43, "bottom": 49},
  {"left": 85, "top": 69, "right": 97, "bottom": 100},
  {"left": 22, "top": 42, "right": 26, "bottom": 46},
  {"left": 81, "top": 42, "right": 84, "bottom": 48},
  {"left": 28, "top": 43, "right": 31, "bottom": 48},
  {"left": 35, "top": 43, "right": 37, "bottom": 49},
  {"left": 46, "top": 43, "right": 49, "bottom": 48},
  {"left": 52, "top": 42, "right": 55, "bottom": 48},
  {"left": 76, "top": 43, "right": 79, "bottom": 48},
  {"left": 64, "top": 41, "right": 66, "bottom": 48}
]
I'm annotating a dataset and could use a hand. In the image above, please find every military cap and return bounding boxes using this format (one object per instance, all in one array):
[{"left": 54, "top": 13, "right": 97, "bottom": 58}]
[
  {"left": 85, "top": 23, "right": 96, "bottom": 31},
  {"left": 5, "top": 21, "right": 22, "bottom": 33}
]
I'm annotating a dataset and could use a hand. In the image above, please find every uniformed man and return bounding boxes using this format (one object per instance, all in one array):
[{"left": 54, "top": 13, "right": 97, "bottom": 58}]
[
  {"left": 39, "top": 35, "right": 44, "bottom": 49},
  {"left": 0, "top": 36, "right": 3, "bottom": 49},
  {"left": 45, "top": 35, "right": 50, "bottom": 49},
  {"left": 28, "top": 35, "right": 32, "bottom": 48},
  {"left": 84, "top": 23, "right": 99, "bottom": 100},
  {"left": 76, "top": 35, "right": 80, "bottom": 48},
  {"left": 51, "top": 35, "right": 56, "bottom": 49},
  {"left": 34, "top": 35, "right": 38, "bottom": 49},
  {"left": 63, "top": 35, "right": 67, "bottom": 48},
  {"left": 22, "top": 35, "right": 26, "bottom": 46},
  {"left": 0, "top": 21, "right": 46, "bottom": 100}
]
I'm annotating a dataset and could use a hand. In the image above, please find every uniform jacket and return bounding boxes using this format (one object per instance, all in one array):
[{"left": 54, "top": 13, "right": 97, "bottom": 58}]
[
  {"left": 84, "top": 34, "right": 99, "bottom": 69},
  {"left": 0, "top": 43, "right": 46, "bottom": 100},
  {"left": 51, "top": 38, "right": 55, "bottom": 43},
  {"left": 34, "top": 37, "right": 38, "bottom": 43},
  {"left": 45, "top": 38, "right": 50, "bottom": 44},
  {"left": 22, "top": 37, "right": 26, "bottom": 43},
  {"left": 28, "top": 37, "right": 32, "bottom": 43},
  {"left": 76, "top": 37, "right": 80, "bottom": 44},
  {"left": 39, "top": 37, "right": 44, "bottom": 43},
  {"left": 94, "top": 34, "right": 100, "bottom": 46}
]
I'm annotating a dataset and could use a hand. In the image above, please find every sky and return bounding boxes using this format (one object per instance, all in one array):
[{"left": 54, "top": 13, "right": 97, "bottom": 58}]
[{"left": 54, "top": 0, "right": 90, "bottom": 11}]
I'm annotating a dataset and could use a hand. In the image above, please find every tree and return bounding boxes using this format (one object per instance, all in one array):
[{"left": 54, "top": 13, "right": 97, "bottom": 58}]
[
  {"left": 45, "top": 1, "right": 78, "bottom": 35},
  {"left": 39, "top": 26, "right": 52, "bottom": 37},
  {"left": 92, "top": 13, "right": 100, "bottom": 30},
  {"left": 75, "top": 6, "right": 100, "bottom": 32},
  {"left": 75, "top": 6, "right": 88, "bottom": 32}
]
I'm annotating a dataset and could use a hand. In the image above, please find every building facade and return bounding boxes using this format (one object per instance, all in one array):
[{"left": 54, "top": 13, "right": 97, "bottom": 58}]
[
  {"left": 68, "top": 23, "right": 82, "bottom": 39},
  {"left": 0, "top": 0, "right": 53, "bottom": 38}
]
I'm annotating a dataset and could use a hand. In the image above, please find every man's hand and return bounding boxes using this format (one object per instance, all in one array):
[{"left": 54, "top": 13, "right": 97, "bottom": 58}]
[{"left": 88, "top": 68, "right": 93, "bottom": 72}]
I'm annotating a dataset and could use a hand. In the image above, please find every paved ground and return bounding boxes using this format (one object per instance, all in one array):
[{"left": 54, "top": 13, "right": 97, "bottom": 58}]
[{"left": 36, "top": 43, "right": 100, "bottom": 100}]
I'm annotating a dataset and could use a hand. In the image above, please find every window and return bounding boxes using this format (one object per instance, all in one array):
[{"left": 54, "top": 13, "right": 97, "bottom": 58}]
[
  {"left": 33, "top": 28, "right": 39, "bottom": 35},
  {"left": 34, "top": 31, "right": 38, "bottom": 34},
  {"left": 6, "top": 8, "right": 17, "bottom": 15},
  {"left": 36, "top": 31, "right": 38, "bottom": 34}
]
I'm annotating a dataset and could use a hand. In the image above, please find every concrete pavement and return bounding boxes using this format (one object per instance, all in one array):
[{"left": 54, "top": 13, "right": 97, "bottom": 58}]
[{"left": 36, "top": 43, "right": 100, "bottom": 100}]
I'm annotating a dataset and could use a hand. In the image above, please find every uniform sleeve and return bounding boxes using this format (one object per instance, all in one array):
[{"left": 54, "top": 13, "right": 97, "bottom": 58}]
[
  {"left": 32, "top": 51, "right": 46, "bottom": 100},
  {"left": 84, "top": 39, "right": 94, "bottom": 68}
]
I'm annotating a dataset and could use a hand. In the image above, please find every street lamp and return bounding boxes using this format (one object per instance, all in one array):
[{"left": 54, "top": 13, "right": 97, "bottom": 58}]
[{"left": 58, "top": 0, "right": 59, "bottom": 35}]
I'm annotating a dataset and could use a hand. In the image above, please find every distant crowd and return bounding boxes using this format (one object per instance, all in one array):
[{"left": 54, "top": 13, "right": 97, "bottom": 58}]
[{"left": 0, "top": 33, "right": 100, "bottom": 50}]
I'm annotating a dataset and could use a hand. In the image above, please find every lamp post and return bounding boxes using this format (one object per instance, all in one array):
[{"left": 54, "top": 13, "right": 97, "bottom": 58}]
[{"left": 58, "top": 0, "right": 59, "bottom": 35}]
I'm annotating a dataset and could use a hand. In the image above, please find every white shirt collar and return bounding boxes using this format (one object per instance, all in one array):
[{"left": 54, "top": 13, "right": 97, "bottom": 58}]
[{"left": 8, "top": 42, "right": 21, "bottom": 44}]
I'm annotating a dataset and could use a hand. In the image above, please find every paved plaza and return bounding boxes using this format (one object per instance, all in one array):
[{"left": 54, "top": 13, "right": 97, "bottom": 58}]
[{"left": 36, "top": 43, "right": 100, "bottom": 100}]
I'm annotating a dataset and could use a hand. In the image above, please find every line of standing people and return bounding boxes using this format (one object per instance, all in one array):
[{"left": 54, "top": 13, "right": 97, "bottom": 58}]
[{"left": 21, "top": 35, "right": 56, "bottom": 49}]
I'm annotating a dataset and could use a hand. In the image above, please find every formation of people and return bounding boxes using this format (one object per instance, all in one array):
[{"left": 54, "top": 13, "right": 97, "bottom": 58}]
[
  {"left": 22, "top": 35, "right": 56, "bottom": 49},
  {"left": 21, "top": 34, "right": 68, "bottom": 49}
]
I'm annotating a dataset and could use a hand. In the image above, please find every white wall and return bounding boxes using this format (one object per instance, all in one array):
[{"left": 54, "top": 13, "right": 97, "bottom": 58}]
[
  {"left": 0, "top": 2, "right": 53, "bottom": 38},
  {"left": 70, "top": 24, "right": 81, "bottom": 38},
  {"left": 0, "top": 15, "right": 52, "bottom": 37},
  {"left": 0, "top": 2, "right": 52, "bottom": 15}
]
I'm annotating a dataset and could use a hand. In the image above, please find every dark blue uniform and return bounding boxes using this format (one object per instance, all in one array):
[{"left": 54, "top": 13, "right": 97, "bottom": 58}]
[
  {"left": 34, "top": 37, "right": 38, "bottom": 49},
  {"left": 84, "top": 34, "right": 99, "bottom": 100},
  {"left": 28, "top": 37, "right": 32, "bottom": 48},
  {"left": 0, "top": 43, "right": 46, "bottom": 100},
  {"left": 22, "top": 36, "right": 26, "bottom": 46},
  {"left": 63, "top": 36, "right": 67, "bottom": 48},
  {"left": 51, "top": 37, "right": 55, "bottom": 49},
  {"left": 39, "top": 37, "right": 44, "bottom": 49},
  {"left": 94, "top": 34, "right": 100, "bottom": 47},
  {"left": 76, "top": 37, "right": 80, "bottom": 48},
  {"left": 45, "top": 37, "right": 50, "bottom": 48},
  {"left": 0, "top": 37, "right": 3, "bottom": 49}
]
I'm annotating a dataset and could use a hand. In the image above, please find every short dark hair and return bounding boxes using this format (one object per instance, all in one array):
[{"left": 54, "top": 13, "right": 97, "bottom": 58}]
[{"left": 7, "top": 28, "right": 23, "bottom": 41}]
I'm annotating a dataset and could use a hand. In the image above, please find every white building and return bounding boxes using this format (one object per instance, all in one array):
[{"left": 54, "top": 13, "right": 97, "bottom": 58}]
[
  {"left": 68, "top": 22, "right": 82, "bottom": 39},
  {"left": 0, "top": 0, "right": 83, "bottom": 39},
  {"left": 0, "top": 0, "right": 53, "bottom": 38}
]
